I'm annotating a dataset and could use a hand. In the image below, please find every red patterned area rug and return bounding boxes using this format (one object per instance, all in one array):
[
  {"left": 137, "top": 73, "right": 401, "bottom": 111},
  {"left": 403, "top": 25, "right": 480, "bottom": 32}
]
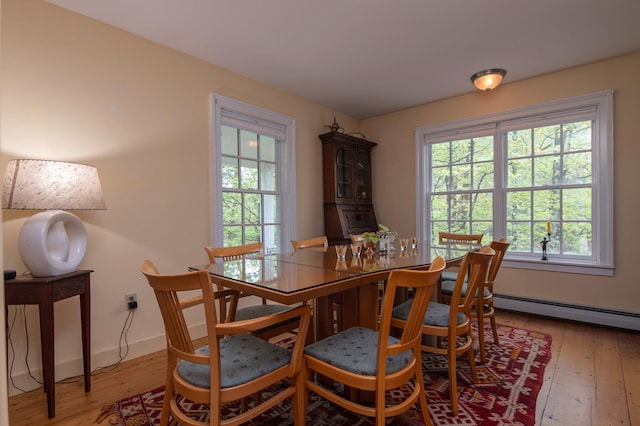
[{"left": 97, "top": 323, "right": 551, "bottom": 426}]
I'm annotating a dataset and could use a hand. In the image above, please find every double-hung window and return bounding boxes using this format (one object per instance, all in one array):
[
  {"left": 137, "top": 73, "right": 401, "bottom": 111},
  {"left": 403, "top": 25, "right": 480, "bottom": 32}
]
[
  {"left": 415, "top": 91, "right": 613, "bottom": 275},
  {"left": 211, "top": 94, "right": 296, "bottom": 254}
]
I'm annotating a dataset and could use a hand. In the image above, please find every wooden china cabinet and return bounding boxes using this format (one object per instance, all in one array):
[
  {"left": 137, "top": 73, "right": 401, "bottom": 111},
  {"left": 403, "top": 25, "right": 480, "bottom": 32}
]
[{"left": 320, "top": 131, "right": 379, "bottom": 245}]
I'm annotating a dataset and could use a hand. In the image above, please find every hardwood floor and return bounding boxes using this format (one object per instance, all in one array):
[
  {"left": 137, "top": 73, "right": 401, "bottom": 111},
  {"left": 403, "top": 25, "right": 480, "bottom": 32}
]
[{"left": 7, "top": 310, "right": 640, "bottom": 425}]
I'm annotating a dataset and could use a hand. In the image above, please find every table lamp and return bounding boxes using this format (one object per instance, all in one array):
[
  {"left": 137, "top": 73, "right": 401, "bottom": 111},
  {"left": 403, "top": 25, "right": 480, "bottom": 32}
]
[{"left": 1, "top": 159, "right": 106, "bottom": 277}]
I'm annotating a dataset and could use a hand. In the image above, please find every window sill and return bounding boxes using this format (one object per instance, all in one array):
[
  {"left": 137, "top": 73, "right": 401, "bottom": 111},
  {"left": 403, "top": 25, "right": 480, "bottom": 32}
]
[{"left": 502, "top": 258, "right": 614, "bottom": 276}]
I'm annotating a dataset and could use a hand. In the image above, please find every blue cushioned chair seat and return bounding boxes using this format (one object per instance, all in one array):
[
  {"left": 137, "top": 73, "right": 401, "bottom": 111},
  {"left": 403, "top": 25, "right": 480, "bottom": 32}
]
[
  {"left": 392, "top": 300, "right": 466, "bottom": 327},
  {"left": 235, "top": 304, "right": 292, "bottom": 321},
  {"left": 236, "top": 304, "right": 296, "bottom": 334},
  {"left": 440, "top": 280, "right": 490, "bottom": 297},
  {"left": 303, "top": 326, "right": 412, "bottom": 375},
  {"left": 176, "top": 333, "right": 291, "bottom": 389},
  {"left": 440, "top": 271, "right": 459, "bottom": 282}
]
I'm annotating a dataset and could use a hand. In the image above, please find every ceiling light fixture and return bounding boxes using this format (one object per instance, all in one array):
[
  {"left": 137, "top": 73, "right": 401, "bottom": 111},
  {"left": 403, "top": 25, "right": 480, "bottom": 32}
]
[{"left": 470, "top": 68, "right": 507, "bottom": 92}]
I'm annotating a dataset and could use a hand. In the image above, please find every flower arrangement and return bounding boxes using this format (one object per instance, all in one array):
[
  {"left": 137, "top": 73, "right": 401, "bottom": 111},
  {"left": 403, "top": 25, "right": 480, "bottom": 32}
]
[{"left": 362, "top": 224, "right": 390, "bottom": 244}]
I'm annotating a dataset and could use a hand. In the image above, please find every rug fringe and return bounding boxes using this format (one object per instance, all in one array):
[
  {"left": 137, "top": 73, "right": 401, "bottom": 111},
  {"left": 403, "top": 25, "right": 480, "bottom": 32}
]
[{"left": 95, "top": 403, "right": 119, "bottom": 425}]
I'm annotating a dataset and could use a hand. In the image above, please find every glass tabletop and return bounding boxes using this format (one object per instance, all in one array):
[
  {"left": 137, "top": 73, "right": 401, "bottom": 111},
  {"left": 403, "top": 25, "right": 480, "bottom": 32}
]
[
  {"left": 269, "top": 243, "right": 477, "bottom": 276},
  {"left": 195, "top": 258, "right": 356, "bottom": 294},
  {"left": 191, "top": 243, "right": 479, "bottom": 298}
]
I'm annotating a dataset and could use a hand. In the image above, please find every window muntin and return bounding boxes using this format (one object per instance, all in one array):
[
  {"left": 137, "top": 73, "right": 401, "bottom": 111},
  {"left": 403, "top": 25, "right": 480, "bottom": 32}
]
[{"left": 416, "top": 91, "right": 613, "bottom": 275}]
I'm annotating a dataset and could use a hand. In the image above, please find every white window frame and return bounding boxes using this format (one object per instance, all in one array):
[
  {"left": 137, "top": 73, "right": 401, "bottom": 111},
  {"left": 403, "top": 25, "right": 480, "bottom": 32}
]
[
  {"left": 415, "top": 91, "right": 614, "bottom": 276},
  {"left": 211, "top": 94, "right": 296, "bottom": 251}
]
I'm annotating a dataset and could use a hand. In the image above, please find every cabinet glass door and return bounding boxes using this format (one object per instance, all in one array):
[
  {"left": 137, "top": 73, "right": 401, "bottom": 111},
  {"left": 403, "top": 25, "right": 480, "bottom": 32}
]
[
  {"left": 355, "top": 150, "right": 371, "bottom": 200},
  {"left": 336, "top": 147, "right": 353, "bottom": 199}
]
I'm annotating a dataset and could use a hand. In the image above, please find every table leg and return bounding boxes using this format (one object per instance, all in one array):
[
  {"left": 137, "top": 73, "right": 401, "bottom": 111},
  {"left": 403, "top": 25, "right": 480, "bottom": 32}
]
[
  {"left": 357, "top": 281, "right": 379, "bottom": 330},
  {"left": 315, "top": 295, "right": 334, "bottom": 342},
  {"left": 39, "top": 295, "right": 55, "bottom": 419},
  {"left": 314, "top": 295, "right": 340, "bottom": 387},
  {"left": 341, "top": 288, "right": 359, "bottom": 330}
]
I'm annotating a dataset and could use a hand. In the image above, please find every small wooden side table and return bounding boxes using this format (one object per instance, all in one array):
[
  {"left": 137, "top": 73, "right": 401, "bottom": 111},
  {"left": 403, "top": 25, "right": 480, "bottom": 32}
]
[{"left": 4, "top": 270, "right": 92, "bottom": 419}]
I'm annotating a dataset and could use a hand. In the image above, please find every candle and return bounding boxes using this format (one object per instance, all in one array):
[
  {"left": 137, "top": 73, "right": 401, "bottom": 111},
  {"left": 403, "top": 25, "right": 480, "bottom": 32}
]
[{"left": 546, "top": 221, "right": 551, "bottom": 234}]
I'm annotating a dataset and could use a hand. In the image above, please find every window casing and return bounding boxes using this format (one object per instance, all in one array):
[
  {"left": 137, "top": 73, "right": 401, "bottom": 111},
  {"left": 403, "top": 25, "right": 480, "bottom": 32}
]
[
  {"left": 415, "top": 91, "right": 613, "bottom": 275},
  {"left": 211, "top": 94, "right": 296, "bottom": 254}
]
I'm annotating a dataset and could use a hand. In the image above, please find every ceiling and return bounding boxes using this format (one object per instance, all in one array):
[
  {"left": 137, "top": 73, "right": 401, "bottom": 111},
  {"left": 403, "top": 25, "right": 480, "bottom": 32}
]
[{"left": 47, "top": 0, "right": 640, "bottom": 119}]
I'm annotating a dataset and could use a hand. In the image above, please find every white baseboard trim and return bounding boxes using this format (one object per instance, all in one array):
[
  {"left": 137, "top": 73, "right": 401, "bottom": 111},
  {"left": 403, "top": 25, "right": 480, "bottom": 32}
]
[
  {"left": 7, "top": 322, "right": 208, "bottom": 397},
  {"left": 494, "top": 294, "right": 640, "bottom": 332}
]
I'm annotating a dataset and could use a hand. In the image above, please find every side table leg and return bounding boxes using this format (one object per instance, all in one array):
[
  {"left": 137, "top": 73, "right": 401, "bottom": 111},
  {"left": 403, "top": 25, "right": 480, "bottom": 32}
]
[
  {"left": 39, "top": 297, "right": 55, "bottom": 418},
  {"left": 80, "top": 286, "right": 91, "bottom": 392}
]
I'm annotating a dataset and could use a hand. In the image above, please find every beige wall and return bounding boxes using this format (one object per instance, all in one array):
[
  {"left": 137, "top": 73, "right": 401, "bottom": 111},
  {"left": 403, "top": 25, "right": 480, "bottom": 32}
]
[
  {"left": 0, "top": 0, "right": 9, "bottom": 420},
  {"left": 2, "top": 0, "right": 639, "bottom": 399},
  {"left": 0, "top": 0, "right": 359, "bottom": 393},
  {"left": 362, "top": 52, "right": 640, "bottom": 314}
]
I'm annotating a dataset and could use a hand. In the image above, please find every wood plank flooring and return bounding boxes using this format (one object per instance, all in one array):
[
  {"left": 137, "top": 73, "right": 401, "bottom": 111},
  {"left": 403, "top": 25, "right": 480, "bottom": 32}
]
[{"left": 7, "top": 310, "right": 640, "bottom": 425}]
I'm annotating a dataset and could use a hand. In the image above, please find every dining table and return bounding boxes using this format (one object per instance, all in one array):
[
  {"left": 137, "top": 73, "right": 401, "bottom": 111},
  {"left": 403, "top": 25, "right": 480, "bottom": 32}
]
[{"left": 190, "top": 242, "right": 478, "bottom": 342}]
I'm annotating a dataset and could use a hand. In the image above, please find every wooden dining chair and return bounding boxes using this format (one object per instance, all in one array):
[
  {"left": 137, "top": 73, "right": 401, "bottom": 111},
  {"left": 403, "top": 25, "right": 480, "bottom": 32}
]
[
  {"left": 440, "top": 238, "right": 511, "bottom": 362},
  {"left": 438, "top": 232, "right": 484, "bottom": 282},
  {"left": 303, "top": 257, "right": 446, "bottom": 426},
  {"left": 290, "top": 236, "right": 329, "bottom": 340},
  {"left": 204, "top": 242, "right": 296, "bottom": 340},
  {"left": 290, "top": 235, "right": 328, "bottom": 251},
  {"left": 391, "top": 246, "right": 494, "bottom": 416},
  {"left": 141, "top": 260, "right": 311, "bottom": 426},
  {"left": 438, "top": 231, "right": 484, "bottom": 245}
]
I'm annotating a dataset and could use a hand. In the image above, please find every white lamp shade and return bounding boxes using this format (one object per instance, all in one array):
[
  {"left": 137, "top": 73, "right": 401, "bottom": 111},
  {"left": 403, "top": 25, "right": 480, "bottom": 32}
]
[{"left": 2, "top": 159, "right": 106, "bottom": 210}]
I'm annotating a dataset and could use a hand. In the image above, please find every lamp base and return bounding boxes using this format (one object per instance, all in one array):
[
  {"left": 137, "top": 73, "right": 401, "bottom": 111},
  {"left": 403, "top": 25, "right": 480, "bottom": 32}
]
[{"left": 18, "top": 210, "right": 88, "bottom": 277}]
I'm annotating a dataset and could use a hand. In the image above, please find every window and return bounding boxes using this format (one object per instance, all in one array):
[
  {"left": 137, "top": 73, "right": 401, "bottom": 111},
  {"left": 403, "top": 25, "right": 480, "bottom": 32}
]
[
  {"left": 430, "top": 133, "right": 495, "bottom": 239},
  {"left": 504, "top": 120, "right": 593, "bottom": 257},
  {"left": 211, "top": 94, "right": 296, "bottom": 253},
  {"left": 415, "top": 91, "right": 613, "bottom": 275}
]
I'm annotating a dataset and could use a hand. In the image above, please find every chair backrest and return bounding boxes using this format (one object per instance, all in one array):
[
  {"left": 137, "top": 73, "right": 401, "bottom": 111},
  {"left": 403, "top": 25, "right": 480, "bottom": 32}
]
[
  {"left": 448, "top": 246, "right": 495, "bottom": 322},
  {"left": 487, "top": 237, "right": 511, "bottom": 284},
  {"left": 141, "top": 260, "right": 310, "bottom": 425},
  {"left": 141, "top": 259, "right": 222, "bottom": 357},
  {"left": 205, "top": 242, "right": 264, "bottom": 263},
  {"left": 439, "top": 232, "right": 484, "bottom": 245},
  {"left": 291, "top": 236, "right": 328, "bottom": 252},
  {"left": 378, "top": 257, "right": 446, "bottom": 374}
]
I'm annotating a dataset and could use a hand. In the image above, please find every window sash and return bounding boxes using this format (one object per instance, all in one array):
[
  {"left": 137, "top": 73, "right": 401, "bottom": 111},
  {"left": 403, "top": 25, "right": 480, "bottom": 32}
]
[
  {"left": 211, "top": 94, "right": 296, "bottom": 252},
  {"left": 415, "top": 91, "right": 613, "bottom": 275},
  {"left": 220, "top": 109, "right": 287, "bottom": 140}
]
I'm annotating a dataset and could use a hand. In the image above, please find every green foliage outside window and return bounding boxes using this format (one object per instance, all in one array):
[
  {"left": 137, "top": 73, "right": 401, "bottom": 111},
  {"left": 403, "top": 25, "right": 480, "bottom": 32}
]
[
  {"left": 220, "top": 125, "right": 281, "bottom": 250},
  {"left": 430, "top": 120, "right": 593, "bottom": 257}
]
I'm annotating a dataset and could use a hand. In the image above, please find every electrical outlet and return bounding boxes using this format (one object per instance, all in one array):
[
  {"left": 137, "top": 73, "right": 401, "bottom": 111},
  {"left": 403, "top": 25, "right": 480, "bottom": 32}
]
[{"left": 125, "top": 293, "right": 138, "bottom": 310}]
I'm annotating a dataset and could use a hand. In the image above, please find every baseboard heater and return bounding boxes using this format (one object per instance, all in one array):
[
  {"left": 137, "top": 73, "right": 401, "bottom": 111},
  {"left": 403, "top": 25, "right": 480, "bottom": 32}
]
[{"left": 493, "top": 294, "right": 640, "bottom": 332}]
